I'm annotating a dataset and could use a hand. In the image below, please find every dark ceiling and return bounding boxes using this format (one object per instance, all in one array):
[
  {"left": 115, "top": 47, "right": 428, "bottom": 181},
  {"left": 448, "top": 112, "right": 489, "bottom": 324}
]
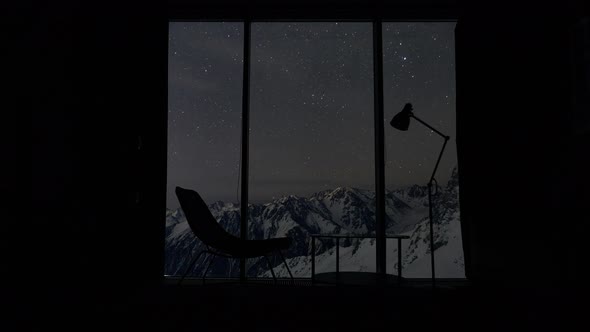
[{"left": 164, "top": 0, "right": 585, "bottom": 18}]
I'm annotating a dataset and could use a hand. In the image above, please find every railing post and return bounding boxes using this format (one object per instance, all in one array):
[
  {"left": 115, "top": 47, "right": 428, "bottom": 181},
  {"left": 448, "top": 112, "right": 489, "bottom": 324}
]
[
  {"left": 336, "top": 237, "right": 340, "bottom": 276},
  {"left": 398, "top": 237, "right": 402, "bottom": 284},
  {"left": 311, "top": 236, "right": 316, "bottom": 284}
]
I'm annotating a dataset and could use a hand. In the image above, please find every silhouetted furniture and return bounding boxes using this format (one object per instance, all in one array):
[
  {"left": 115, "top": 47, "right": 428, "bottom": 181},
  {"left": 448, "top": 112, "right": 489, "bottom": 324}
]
[
  {"left": 310, "top": 233, "right": 410, "bottom": 285},
  {"left": 391, "top": 103, "right": 450, "bottom": 287},
  {"left": 175, "top": 186, "right": 294, "bottom": 285}
]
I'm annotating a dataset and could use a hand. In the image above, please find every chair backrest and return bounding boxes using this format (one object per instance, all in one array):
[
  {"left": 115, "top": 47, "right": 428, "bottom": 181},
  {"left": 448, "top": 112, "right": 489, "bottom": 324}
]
[{"left": 175, "top": 186, "right": 238, "bottom": 251}]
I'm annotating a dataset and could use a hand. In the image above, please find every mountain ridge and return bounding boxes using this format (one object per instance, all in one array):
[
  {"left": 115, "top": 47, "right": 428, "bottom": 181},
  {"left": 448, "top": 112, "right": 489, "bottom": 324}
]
[{"left": 165, "top": 166, "right": 464, "bottom": 278}]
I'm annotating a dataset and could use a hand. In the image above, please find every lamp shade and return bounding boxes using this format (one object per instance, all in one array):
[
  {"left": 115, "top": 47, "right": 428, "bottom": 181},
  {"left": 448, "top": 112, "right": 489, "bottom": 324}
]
[{"left": 390, "top": 103, "right": 413, "bottom": 131}]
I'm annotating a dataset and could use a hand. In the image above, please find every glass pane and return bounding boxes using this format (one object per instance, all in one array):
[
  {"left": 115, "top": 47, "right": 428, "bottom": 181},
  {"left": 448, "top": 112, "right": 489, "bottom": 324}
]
[
  {"left": 248, "top": 23, "right": 375, "bottom": 278},
  {"left": 383, "top": 22, "right": 464, "bottom": 278},
  {"left": 166, "top": 22, "right": 243, "bottom": 278}
]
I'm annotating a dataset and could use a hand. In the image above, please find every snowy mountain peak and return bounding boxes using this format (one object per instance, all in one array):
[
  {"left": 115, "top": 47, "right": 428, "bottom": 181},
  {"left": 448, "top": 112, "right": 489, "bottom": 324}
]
[
  {"left": 311, "top": 186, "right": 369, "bottom": 203},
  {"left": 277, "top": 194, "right": 301, "bottom": 204},
  {"left": 400, "top": 184, "right": 428, "bottom": 198},
  {"left": 209, "top": 200, "right": 239, "bottom": 213},
  {"left": 209, "top": 200, "right": 226, "bottom": 211},
  {"left": 169, "top": 208, "right": 184, "bottom": 221}
]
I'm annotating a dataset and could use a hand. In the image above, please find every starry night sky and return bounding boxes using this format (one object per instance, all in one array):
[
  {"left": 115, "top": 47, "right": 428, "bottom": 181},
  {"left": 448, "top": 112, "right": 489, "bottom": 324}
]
[{"left": 167, "top": 22, "right": 456, "bottom": 207}]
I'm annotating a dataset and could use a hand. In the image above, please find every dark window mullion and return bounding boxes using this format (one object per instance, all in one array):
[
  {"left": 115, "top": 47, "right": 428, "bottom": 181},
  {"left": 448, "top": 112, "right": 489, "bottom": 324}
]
[
  {"left": 373, "top": 19, "right": 386, "bottom": 276},
  {"left": 240, "top": 19, "right": 251, "bottom": 283}
]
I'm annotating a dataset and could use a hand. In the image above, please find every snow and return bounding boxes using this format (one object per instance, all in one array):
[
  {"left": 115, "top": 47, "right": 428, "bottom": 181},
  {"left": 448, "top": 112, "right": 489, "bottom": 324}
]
[
  {"left": 165, "top": 166, "right": 465, "bottom": 279},
  {"left": 166, "top": 221, "right": 191, "bottom": 243}
]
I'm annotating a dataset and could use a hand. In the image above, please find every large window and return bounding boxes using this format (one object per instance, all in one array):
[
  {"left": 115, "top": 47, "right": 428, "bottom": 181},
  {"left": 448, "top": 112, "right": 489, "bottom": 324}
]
[
  {"left": 248, "top": 23, "right": 375, "bottom": 277},
  {"left": 165, "top": 20, "right": 463, "bottom": 280},
  {"left": 166, "top": 22, "right": 243, "bottom": 277},
  {"left": 383, "top": 22, "right": 463, "bottom": 278}
]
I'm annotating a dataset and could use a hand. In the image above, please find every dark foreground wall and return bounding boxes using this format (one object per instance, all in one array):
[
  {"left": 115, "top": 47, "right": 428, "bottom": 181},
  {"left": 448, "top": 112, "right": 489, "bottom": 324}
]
[
  {"left": 31, "top": 2, "right": 168, "bottom": 302},
  {"left": 456, "top": 9, "right": 589, "bottom": 283}
]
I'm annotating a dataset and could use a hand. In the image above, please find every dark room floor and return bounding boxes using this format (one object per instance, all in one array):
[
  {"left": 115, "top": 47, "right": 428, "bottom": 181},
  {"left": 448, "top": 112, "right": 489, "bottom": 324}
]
[{"left": 37, "top": 278, "right": 584, "bottom": 332}]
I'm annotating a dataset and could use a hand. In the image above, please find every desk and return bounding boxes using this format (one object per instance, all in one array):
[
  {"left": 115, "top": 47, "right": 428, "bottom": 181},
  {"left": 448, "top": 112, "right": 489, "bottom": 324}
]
[{"left": 310, "top": 234, "right": 410, "bottom": 285}]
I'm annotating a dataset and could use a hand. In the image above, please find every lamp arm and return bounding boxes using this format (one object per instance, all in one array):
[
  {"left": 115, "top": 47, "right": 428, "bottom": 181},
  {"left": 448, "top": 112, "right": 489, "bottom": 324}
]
[
  {"left": 407, "top": 113, "right": 450, "bottom": 184},
  {"left": 430, "top": 137, "right": 449, "bottom": 185},
  {"left": 409, "top": 114, "right": 449, "bottom": 140}
]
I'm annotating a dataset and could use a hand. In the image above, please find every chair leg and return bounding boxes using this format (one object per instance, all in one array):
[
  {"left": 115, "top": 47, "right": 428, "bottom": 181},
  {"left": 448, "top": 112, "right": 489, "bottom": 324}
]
[
  {"left": 264, "top": 256, "right": 277, "bottom": 285},
  {"left": 179, "top": 250, "right": 205, "bottom": 286},
  {"left": 202, "top": 252, "right": 217, "bottom": 285},
  {"left": 278, "top": 250, "right": 295, "bottom": 285}
]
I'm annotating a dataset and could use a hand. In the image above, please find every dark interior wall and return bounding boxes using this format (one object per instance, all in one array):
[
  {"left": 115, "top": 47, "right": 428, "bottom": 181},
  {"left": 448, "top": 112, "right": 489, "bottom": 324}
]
[
  {"left": 455, "top": 9, "right": 589, "bottom": 283},
  {"left": 32, "top": 3, "right": 167, "bottom": 301},
  {"left": 31, "top": 0, "right": 588, "bottom": 304}
]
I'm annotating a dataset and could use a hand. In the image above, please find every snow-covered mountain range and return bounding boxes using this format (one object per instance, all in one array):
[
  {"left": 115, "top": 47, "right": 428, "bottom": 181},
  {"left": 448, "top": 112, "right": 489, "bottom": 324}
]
[{"left": 165, "top": 167, "right": 464, "bottom": 278}]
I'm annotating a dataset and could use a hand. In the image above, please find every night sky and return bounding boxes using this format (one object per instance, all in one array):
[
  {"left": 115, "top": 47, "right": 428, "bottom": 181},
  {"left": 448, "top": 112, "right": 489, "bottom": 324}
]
[{"left": 167, "top": 22, "right": 456, "bottom": 208}]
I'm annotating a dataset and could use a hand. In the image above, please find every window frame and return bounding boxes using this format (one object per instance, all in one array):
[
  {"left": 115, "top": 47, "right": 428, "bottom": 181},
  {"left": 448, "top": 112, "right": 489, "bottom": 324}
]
[{"left": 166, "top": 15, "right": 460, "bottom": 282}]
